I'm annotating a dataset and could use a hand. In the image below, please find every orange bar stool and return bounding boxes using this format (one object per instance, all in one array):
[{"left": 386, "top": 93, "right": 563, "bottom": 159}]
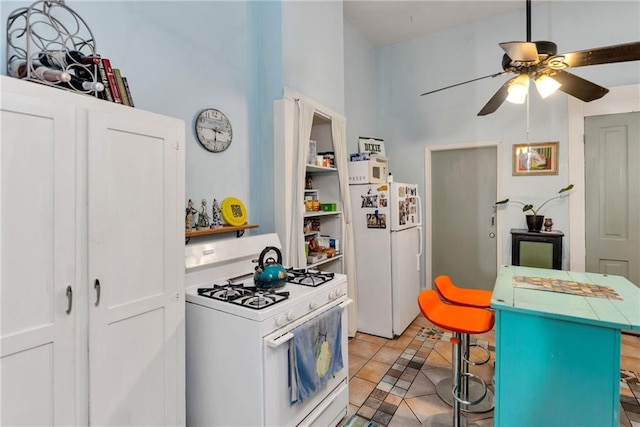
[
  {"left": 434, "top": 275, "right": 492, "bottom": 308},
  {"left": 433, "top": 275, "right": 494, "bottom": 413},
  {"left": 418, "top": 290, "right": 494, "bottom": 427}
]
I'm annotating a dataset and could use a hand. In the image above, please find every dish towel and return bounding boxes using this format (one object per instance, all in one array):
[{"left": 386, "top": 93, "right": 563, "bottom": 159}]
[{"left": 289, "top": 305, "right": 343, "bottom": 404}]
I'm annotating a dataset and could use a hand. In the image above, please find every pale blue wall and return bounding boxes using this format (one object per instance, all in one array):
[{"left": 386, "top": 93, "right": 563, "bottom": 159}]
[
  {"left": 1, "top": 0, "right": 345, "bottom": 237},
  {"left": 282, "top": 0, "right": 345, "bottom": 114},
  {"left": 1, "top": 0, "right": 261, "bottom": 229},
  {"left": 344, "top": 20, "right": 376, "bottom": 155},
  {"left": 253, "top": 0, "right": 283, "bottom": 234},
  {"left": 344, "top": 1, "right": 640, "bottom": 265},
  {"left": 71, "top": 1, "right": 261, "bottom": 228}
]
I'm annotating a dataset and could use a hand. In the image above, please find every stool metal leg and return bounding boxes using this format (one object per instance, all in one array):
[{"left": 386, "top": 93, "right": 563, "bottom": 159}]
[
  {"left": 449, "top": 332, "right": 460, "bottom": 427},
  {"left": 423, "top": 332, "right": 479, "bottom": 427},
  {"left": 435, "top": 333, "right": 494, "bottom": 413},
  {"left": 461, "top": 333, "right": 470, "bottom": 407}
]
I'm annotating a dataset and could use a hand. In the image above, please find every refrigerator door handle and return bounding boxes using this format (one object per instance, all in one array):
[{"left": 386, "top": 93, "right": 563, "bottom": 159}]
[
  {"left": 416, "top": 226, "right": 423, "bottom": 271},
  {"left": 415, "top": 194, "right": 423, "bottom": 226}
]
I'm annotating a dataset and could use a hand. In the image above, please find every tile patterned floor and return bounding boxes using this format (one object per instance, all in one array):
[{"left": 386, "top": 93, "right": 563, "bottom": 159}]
[{"left": 343, "top": 315, "right": 640, "bottom": 427}]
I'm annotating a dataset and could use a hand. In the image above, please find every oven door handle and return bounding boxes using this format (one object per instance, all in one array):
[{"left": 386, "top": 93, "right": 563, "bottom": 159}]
[
  {"left": 265, "top": 298, "right": 353, "bottom": 348},
  {"left": 266, "top": 332, "right": 294, "bottom": 348},
  {"left": 337, "top": 298, "right": 353, "bottom": 309}
]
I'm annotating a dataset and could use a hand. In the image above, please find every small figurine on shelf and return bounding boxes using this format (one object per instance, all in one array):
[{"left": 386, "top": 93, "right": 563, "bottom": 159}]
[
  {"left": 210, "top": 198, "right": 222, "bottom": 228},
  {"left": 197, "top": 198, "right": 210, "bottom": 229},
  {"left": 185, "top": 199, "right": 198, "bottom": 231}
]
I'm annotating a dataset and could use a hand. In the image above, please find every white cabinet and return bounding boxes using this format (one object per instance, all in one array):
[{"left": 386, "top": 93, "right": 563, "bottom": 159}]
[
  {"left": 1, "top": 82, "right": 78, "bottom": 426},
  {"left": 274, "top": 97, "right": 344, "bottom": 273},
  {"left": 0, "top": 76, "right": 185, "bottom": 426}
]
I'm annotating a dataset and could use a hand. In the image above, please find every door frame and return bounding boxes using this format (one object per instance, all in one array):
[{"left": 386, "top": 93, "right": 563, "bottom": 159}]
[
  {"left": 424, "top": 140, "right": 504, "bottom": 288},
  {"left": 568, "top": 84, "right": 640, "bottom": 271}
]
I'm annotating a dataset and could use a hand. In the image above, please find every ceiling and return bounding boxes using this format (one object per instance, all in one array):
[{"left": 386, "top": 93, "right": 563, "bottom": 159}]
[{"left": 343, "top": 0, "right": 531, "bottom": 48}]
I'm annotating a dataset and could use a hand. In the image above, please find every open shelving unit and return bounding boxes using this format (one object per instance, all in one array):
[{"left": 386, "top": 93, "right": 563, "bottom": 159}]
[{"left": 274, "top": 97, "right": 345, "bottom": 273}]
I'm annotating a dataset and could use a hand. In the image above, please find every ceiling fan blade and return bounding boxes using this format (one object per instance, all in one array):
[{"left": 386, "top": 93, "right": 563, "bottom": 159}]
[
  {"left": 551, "top": 70, "right": 609, "bottom": 102},
  {"left": 420, "top": 72, "right": 506, "bottom": 96},
  {"left": 477, "top": 77, "right": 514, "bottom": 116},
  {"left": 550, "top": 41, "right": 640, "bottom": 68},
  {"left": 499, "top": 42, "right": 538, "bottom": 62}
]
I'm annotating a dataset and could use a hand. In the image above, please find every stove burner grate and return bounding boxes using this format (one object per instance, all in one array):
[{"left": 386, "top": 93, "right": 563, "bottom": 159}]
[
  {"left": 286, "top": 268, "right": 335, "bottom": 287},
  {"left": 229, "top": 290, "right": 290, "bottom": 310},
  {"left": 197, "top": 282, "right": 290, "bottom": 309},
  {"left": 197, "top": 283, "right": 257, "bottom": 301}
]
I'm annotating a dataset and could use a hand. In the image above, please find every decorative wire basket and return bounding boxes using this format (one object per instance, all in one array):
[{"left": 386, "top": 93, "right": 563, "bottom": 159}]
[{"left": 6, "top": 0, "right": 101, "bottom": 96}]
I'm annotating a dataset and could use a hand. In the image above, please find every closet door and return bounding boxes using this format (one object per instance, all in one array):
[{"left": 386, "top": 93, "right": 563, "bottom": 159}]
[
  {"left": 0, "top": 90, "right": 77, "bottom": 425},
  {"left": 87, "top": 108, "right": 184, "bottom": 426}
]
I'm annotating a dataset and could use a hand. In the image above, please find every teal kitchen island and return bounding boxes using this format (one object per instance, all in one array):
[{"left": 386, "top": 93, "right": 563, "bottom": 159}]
[{"left": 491, "top": 265, "right": 640, "bottom": 427}]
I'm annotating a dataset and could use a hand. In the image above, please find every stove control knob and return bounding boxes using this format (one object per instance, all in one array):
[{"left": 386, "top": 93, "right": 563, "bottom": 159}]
[
  {"left": 335, "top": 288, "right": 344, "bottom": 297},
  {"left": 329, "top": 289, "right": 338, "bottom": 300},
  {"left": 276, "top": 315, "right": 288, "bottom": 327},
  {"left": 286, "top": 310, "right": 296, "bottom": 321},
  {"left": 309, "top": 300, "right": 319, "bottom": 310}
]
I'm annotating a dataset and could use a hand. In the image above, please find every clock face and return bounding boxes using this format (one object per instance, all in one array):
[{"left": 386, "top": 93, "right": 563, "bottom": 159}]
[{"left": 195, "top": 108, "right": 233, "bottom": 153}]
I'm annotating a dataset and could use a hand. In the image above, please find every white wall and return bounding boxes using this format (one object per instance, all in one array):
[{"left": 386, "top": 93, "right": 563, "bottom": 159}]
[{"left": 346, "top": 1, "right": 640, "bottom": 266}]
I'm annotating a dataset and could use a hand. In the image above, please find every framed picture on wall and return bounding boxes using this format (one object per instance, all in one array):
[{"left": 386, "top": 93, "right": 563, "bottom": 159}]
[{"left": 512, "top": 142, "right": 559, "bottom": 176}]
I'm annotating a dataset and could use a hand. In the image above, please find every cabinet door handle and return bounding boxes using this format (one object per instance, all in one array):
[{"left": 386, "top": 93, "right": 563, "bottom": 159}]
[
  {"left": 66, "top": 285, "right": 73, "bottom": 314},
  {"left": 94, "top": 279, "right": 101, "bottom": 306}
]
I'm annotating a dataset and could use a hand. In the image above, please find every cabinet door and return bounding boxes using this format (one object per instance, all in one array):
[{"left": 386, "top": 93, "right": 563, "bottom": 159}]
[
  {"left": 87, "top": 109, "right": 184, "bottom": 426},
  {"left": 1, "top": 91, "right": 77, "bottom": 425}
]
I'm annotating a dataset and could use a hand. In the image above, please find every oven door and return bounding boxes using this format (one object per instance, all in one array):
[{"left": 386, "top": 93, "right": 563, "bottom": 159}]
[{"left": 263, "top": 298, "right": 351, "bottom": 427}]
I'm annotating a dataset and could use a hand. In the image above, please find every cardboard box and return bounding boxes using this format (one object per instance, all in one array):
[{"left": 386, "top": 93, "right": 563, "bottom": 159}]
[{"left": 307, "top": 252, "right": 326, "bottom": 265}]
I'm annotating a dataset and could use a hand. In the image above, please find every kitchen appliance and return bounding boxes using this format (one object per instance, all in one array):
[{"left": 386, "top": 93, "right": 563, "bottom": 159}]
[
  {"left": 349, "top": 182, "right": 423, "bottom": 338},
  {"left": 185, "top": 233, "right": 350, "bottom": 427},
  {"left": 253, "top": 246, "right": 287, "bottom": 289},
  {"left": 347, "top": 156, "right": 388, "bottom": 184}
]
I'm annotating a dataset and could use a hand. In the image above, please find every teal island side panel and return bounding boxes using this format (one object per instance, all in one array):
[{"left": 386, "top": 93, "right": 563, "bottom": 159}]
[{"left": 494, "top": 309, "right": 620, "bottom": 427}]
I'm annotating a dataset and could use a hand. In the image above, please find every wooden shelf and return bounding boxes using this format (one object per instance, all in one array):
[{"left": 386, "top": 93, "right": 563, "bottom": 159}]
[{"left": 185, "top": 224, "right": 259, "bottom": 242}]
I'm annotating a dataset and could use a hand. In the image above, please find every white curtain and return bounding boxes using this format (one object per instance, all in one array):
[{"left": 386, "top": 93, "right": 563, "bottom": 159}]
[
  {"left": 289, "top": 99, "right": 315, "bottom": 268},
  {"left": 331, "top": 117, "right": 358, "bottom": 337}
]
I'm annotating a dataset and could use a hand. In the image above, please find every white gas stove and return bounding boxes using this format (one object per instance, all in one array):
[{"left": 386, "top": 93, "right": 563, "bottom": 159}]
[{"left": 185, "top": 233, "right": 350, "bottom": 427}]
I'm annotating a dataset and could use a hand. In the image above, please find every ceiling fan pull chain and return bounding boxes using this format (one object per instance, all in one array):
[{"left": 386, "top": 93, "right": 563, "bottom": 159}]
[{"left": 526, "top": 94, "right": 530, "bottom": 144}]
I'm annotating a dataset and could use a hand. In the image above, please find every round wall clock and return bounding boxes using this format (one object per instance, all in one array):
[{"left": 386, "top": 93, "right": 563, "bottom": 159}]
[{"left": 194, "top": 108, "right": 233, "bottom": 153}]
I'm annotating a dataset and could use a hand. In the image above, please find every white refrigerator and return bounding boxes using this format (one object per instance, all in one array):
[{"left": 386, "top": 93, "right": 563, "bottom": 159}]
[{"left": 350, "top": 182, "right": 423, "bottom": 338}]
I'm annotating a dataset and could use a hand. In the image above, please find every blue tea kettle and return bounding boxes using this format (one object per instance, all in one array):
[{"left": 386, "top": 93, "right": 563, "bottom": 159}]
[{"left": 253, "top": 246, "right": 287, "bottom": 289}]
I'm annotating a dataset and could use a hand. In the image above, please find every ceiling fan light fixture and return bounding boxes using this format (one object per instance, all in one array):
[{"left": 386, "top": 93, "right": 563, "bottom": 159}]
[
  {"left": 506, "top": 74, "right": 530, "bottom": 104},
  {"left": 535, "top": 75, "right": 562, "bottom": 98}
]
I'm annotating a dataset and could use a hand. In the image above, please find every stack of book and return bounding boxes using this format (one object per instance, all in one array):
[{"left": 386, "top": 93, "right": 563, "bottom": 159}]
[{"left": 96, "top": 57, "right": 135, "bottom": 107}]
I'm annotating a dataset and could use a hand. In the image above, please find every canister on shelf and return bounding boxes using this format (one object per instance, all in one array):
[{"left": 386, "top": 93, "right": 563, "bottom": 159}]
[{"left": 304, "top": 195, "right": 314, "bottom": 212}]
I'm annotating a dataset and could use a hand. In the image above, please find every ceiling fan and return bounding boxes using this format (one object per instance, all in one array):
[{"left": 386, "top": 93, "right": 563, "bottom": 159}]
[{"left": 420, "top": 0, "right": 640, "bottom": 116}]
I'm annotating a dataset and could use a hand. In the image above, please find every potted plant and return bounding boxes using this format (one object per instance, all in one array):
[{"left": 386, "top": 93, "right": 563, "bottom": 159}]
[{"left": 495, "top": 184, "right": 574, "bottom": 232}]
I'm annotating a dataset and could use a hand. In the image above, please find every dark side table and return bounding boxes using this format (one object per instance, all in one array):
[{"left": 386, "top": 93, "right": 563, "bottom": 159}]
[{"left": 511, "top": 228, "right": 564, "bottom": 270}]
